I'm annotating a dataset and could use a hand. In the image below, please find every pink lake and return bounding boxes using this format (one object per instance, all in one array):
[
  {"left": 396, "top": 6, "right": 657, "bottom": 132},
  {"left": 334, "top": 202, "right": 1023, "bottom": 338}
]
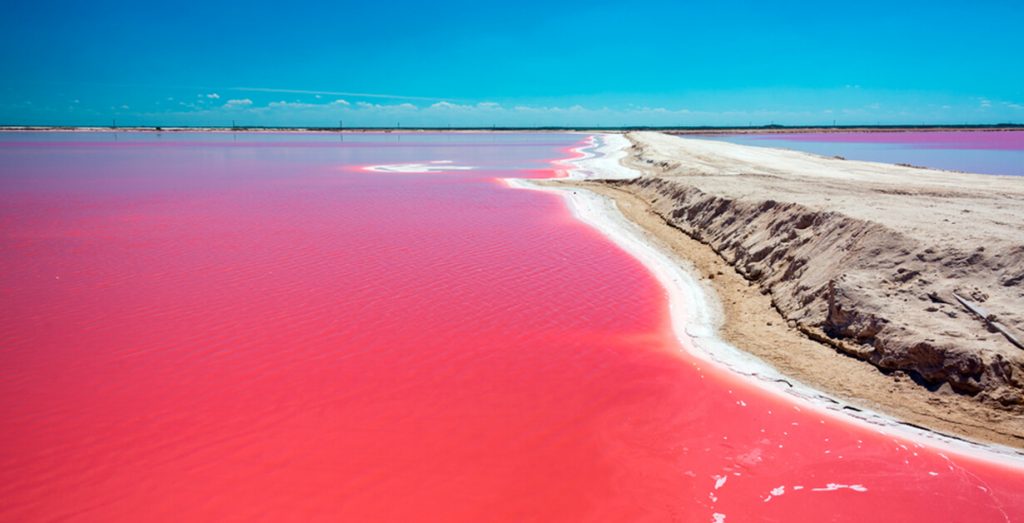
[
  {"left": 1, "top": 132, "right": 1022, "bottom": 522},
  {"left": 692, "top": 131, "right": 1024, "bottom": 176}
]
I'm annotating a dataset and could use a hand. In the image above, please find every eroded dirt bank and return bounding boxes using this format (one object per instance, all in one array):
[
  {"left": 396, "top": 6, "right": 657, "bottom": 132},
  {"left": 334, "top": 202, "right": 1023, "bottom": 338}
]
[{"left": 574, "top": 131, "right": 1024, "bottom": 446}]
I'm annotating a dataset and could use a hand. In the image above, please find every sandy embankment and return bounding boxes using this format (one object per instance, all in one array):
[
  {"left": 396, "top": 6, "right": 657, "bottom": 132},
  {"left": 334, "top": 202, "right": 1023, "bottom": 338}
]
[{"left": 559, "top": 132, "right": 1024, "bottom": 448}]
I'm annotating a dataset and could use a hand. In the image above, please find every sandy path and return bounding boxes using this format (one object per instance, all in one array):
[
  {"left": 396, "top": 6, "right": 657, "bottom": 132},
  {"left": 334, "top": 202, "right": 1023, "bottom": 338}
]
[{"left": 556, "top": 132, "right": 1024, "bottom": 448}]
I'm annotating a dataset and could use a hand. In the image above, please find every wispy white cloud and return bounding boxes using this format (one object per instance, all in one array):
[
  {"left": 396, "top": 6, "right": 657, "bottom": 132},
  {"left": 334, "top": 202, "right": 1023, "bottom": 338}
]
[
  {"left": 426, "top": 101, "right": 502, "bottom": 111},
  {"left": 203, "top": 93, "right": 220, "bottom": 100},
  {"left": 347, "top": 101, "right": 416, "bottom": 110},
  {"left": 131, "top": 89, "right": 1024, "bottom": 128},
  {"left": 232, "top": 86, "right": 457, "bottom": 103}
]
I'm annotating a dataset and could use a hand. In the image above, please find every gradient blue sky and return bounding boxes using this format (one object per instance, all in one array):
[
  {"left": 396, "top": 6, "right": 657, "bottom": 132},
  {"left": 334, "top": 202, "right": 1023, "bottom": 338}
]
[{"left": 2, "top": 0, "right": 1022, "bottom": 127}]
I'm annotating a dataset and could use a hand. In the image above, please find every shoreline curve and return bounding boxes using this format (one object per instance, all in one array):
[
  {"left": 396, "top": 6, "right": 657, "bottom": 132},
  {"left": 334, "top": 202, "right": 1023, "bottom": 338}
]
[{"left": 507, "top": 133, "right": 1024, "bottom": 466}]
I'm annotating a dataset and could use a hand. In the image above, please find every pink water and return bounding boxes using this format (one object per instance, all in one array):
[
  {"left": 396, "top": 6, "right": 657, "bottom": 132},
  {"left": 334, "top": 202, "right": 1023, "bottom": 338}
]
[
  {"left": 1, "top": 132, "right": 1022, "bottom": 522},
  {"left": 698, "top": 131, "right": 1024, "bottom": 176}
]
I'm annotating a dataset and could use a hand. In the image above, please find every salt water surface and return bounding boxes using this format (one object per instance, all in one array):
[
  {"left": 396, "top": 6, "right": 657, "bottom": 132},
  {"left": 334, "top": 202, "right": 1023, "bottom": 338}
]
[
  {"left": 693, "top": 131, "right": 1024, "bottom": 176},
  {"left": 1, "top": 132, "right": 1022, "bottom": 522}
]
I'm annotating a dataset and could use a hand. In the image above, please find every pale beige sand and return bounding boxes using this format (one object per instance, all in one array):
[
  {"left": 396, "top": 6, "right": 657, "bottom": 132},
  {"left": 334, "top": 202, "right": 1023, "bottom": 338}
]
[{"left": 561, "top": 131, "right": 1024, "bottom": 448}]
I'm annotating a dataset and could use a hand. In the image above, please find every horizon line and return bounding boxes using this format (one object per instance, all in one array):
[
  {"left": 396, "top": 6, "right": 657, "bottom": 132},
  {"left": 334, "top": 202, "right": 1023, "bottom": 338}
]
[{"left": 2, "top": 123, "right": 1023, "bottom": 131}]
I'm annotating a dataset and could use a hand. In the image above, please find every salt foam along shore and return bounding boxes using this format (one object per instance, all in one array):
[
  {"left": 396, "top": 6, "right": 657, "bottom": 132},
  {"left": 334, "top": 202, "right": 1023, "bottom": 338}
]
[{"left": 507, "top": 133, "right": 1024, "bottom": 466}]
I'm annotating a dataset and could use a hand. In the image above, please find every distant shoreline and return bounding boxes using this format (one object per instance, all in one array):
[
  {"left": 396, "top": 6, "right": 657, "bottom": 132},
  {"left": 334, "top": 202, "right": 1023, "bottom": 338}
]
[{"left": 1, "top": 125, "right": 1022, "bottom": 134}]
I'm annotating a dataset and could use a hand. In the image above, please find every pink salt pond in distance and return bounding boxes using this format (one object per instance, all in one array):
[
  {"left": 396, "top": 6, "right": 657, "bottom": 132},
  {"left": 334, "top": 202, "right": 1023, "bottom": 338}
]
[{"left": 697, "top": 130, "right": 1024, "bottom": 175}]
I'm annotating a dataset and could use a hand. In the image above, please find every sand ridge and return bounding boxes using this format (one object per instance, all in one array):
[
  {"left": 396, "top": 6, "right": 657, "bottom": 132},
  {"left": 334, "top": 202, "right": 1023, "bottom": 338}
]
[{"left": 553, "top": 132, "right": 1024, "bottom": 449}]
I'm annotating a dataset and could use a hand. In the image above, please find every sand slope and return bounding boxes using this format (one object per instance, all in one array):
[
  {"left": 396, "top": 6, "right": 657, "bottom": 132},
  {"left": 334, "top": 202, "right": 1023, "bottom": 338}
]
[{"left": 583, "top": 131, "right": 1024, "bottom": 444}]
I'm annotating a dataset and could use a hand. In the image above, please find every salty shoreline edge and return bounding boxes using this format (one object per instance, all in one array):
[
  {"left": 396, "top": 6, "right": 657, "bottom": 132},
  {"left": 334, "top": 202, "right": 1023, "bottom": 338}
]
[{"left": 509, "top": 134, "right": 1024, "bottom": 465}]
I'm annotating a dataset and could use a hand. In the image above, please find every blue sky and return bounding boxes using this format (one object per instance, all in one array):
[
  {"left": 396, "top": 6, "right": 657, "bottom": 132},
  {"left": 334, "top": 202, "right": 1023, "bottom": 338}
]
[{"left": 2, "top": 0, "right": 1022, "bottom": 127}]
